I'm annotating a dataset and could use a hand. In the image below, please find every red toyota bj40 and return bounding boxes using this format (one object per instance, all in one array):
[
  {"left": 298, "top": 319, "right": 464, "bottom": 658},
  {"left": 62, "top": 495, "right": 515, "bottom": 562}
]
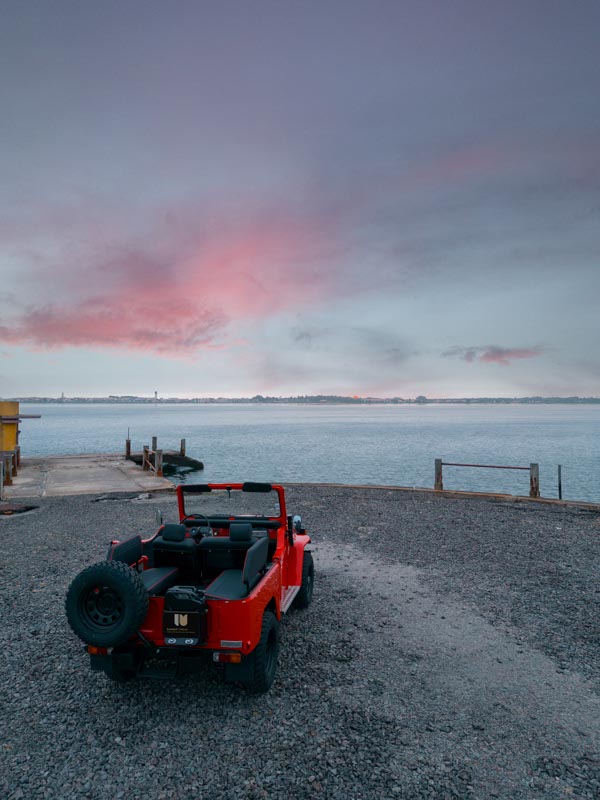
[{"left": 65, "top": 482, "right": 314, "bottom": 692}]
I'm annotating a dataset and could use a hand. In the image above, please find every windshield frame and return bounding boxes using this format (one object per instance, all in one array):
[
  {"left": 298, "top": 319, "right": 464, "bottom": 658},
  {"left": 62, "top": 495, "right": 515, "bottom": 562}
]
[{"left": 177, "top": 482, "right": 287, "bottom": 525}]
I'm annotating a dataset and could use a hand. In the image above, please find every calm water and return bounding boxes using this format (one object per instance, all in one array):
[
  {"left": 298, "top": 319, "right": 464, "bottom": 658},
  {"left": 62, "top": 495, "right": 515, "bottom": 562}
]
[{"left": 17, "top": 403, "right": 600, "bottom": 503}]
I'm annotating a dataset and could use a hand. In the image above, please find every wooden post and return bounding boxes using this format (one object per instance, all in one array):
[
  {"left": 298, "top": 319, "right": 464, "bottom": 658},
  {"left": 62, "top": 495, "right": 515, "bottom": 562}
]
[
  {"left": 16, "top": 445, "right": 20, "bottom": 468},
  {"left": 155, "top": 449, "right": 163, "bottom": 477},
  {"left": 4, "top": 456, "right": 13, "bottom": 485},
  {"left": 11, "top": 453, "right": 17, "bottom": 477},
  {"left": 180, "top": 438, "right": 186, "bottom": 457},
  {"left": 434, "top": 458, "right": 443, "bottom": 491},
  {"left": 529, "top": 463, "right": 540, "bottom": 498},
  {"left": 142, "top": 445, "right": 149, "bottom": 470},
  {"left": 125, "top": 438, "right": 131, "bottom": 458},
  {"left": 151, "top": 436, "right": 157, "bottom": 452},
  {"left": 558, "top": 464, "right": 562, "bottom": 500}
]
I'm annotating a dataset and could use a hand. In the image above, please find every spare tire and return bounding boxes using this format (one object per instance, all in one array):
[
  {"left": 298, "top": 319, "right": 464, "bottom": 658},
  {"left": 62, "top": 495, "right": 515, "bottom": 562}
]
[{"left": 65, "top": 561, "right": 149, "bottom": 647}]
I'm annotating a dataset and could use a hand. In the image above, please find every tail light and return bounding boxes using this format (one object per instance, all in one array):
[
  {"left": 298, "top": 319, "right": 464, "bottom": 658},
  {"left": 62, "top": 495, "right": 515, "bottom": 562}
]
[
  {"left": 213, "top": 651, "right": 242, "bottom": 664},
  {"left": 87, "top": 646, "right": 109, "bottom": 655}
]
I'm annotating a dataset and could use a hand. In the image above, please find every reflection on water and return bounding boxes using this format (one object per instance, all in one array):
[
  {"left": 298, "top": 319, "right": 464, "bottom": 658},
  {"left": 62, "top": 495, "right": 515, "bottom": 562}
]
[{"left": 18, "top": 403, "right": 600, "bottom": 503}]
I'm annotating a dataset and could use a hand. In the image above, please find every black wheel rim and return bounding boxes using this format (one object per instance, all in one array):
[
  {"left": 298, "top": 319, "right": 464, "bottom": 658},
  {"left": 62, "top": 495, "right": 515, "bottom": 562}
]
[
  {"left": 80, "top": 585, "right": 124, "bottom": 629},
  {"left": 265, "top": 628, "right": 277, "bottom": 680}
]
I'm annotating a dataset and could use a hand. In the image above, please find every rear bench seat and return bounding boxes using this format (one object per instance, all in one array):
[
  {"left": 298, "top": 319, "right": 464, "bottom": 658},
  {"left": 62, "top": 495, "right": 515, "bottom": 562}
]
[
  {"left": 107, "top": 522, "right": 271, "bottom": 598},
  {"left": 140, "top": 566, "right": 179, "bottom": 595},
  {"left": 205, "top": 536, "right": 269, "bottom": 600},
  {"left": 107, "top": 532, "right": 180, "bottom": 595},
  {"left": 150, "top": 523, "right": 200, "bottom": 582}
]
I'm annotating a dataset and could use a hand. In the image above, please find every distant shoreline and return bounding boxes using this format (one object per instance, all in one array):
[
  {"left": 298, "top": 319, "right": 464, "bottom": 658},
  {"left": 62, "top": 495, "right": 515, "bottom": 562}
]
[{"left": 10, "top": 396, "right": 600, "bottom": 405}]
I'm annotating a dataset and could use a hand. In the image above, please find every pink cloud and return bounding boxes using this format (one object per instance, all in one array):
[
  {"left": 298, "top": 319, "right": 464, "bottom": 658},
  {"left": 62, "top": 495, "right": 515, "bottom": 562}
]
[
  {"left": 479, "top": 346, "right": 544, "bottom": 365},
  {"left": 0, "top": 212, "right": 346, "bottom": 356},
  {"left": 443, "top": 345, "right": 545, "bottom": 366}
]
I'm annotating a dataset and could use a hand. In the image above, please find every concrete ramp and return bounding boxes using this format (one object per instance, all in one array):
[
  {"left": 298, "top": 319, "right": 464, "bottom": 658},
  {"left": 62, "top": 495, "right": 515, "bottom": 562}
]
[{"left": 3, "top": 454, "right": 174, "bottom": 498}]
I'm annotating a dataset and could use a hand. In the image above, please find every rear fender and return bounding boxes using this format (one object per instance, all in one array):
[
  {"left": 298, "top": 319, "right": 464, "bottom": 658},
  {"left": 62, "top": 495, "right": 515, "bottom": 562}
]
[
  {"left": 286, "top": 534, "right": 311, "bottom": 588},
  {"left": 138, "top": 564, "right": 283, "bottom": 655},
  {"left": 206, "top": 565, "right": 281, "bottom": 654}
]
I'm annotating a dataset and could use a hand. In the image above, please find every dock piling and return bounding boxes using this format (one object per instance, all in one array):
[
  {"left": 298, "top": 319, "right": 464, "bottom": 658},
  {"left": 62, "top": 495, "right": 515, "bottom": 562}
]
[
  {"left": 155, "top": 449, "right": 163, "bottom": 477},
  {"left": 434, "top": 458, "right": 443, "bottom": 491},
  {"left": 180, "top": 438, "right": 186, "bottom": 457},
  {"left": 151, "top": 436, "right": 158, "bottom": 452},
  {"left": 529, "top": 463, "right": 540, "bottom": 498},
  {"left": 142, "top": 445, "right": 150, "bottom": 470},
  {"left": 125, "top": 438, "right": 131, "bottom": 458},
  {"left": 558, "top": 464, "right": 562, "bottom": 500},
  {"left": 3, "top": 456, "right": 13, "bottom": 486}
]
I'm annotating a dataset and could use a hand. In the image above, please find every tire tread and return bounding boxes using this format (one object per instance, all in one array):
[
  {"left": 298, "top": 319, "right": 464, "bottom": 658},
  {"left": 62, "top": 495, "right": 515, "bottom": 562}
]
[
  {"left": 65, "top": 560, "right": 149, "bottom": 647},
  {"left": 293, "top": 551, "right": 314, "bottom": 609},
  {"left": 247, "top": 610, "right": 279, "bottom": 694}
]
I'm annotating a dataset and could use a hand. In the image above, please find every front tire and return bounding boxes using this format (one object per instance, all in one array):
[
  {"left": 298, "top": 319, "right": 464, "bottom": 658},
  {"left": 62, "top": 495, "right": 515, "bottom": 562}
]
[
  {"left": 293, "top": 551, "right": 314, "bottom": 609},
  {"left": 66, "top": 561, "right": 149, "bottom": 647},
  {"left": 247, "top": 611, "right": 279, "bottom": 694}
]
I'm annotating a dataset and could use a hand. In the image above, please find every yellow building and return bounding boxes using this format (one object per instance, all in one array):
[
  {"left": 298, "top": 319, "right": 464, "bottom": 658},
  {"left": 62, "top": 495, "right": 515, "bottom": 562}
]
[{"left": 0, "top": 401, "right": 20, "bottom": 451}]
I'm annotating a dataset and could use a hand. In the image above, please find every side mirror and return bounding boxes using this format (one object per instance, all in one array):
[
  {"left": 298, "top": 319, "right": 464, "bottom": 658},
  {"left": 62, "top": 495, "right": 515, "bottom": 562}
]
[
  {"left": 292, "top": 514, "right": 302, "bottom": 533},
  {"left": 155, "top": 508, "right": 163, "bottom": 526}
]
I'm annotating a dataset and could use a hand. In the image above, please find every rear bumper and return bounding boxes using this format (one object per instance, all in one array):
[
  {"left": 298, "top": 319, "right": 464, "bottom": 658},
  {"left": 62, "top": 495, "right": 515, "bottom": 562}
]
[{"left": 90, "top": 645, "right": 252, "bottom": 682}]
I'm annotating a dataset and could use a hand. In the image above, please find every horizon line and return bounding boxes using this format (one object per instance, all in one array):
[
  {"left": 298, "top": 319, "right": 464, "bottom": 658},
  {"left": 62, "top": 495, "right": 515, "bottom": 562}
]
[{"left": 6, "top": 394, "right": 600, "bottom": 403}]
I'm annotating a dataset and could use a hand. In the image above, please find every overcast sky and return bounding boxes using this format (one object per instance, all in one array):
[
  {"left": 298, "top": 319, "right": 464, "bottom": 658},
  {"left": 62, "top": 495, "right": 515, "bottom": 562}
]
[{"left": 1, "top": 1, "right": 599, "bottom": 398}]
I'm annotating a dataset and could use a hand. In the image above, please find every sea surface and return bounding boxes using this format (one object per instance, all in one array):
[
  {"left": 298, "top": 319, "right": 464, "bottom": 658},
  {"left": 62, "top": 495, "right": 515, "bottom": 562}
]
[{"left": 16, "top": 403, "right": 600, "bottom": 503}]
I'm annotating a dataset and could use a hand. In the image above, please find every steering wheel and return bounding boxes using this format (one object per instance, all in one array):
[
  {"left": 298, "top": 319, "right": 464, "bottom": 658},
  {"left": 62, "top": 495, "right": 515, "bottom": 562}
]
[{"left": 181, "top": 513, "right": 213, "bottom": 540}]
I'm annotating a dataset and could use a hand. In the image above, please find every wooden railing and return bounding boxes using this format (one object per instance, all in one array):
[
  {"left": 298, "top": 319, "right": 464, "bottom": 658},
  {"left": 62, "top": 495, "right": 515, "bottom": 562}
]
[
  {"left": 125, "top": 435, "right": 186, "bottom": 480},
  {"left": 434, "top": 458, "right": 540, "bottom": 498},
  {"left": 142, "top": 437, "right": 164, "bottom": 478},
  {"left": 135, "top": 436, "right": 188, "bottom": 479}
]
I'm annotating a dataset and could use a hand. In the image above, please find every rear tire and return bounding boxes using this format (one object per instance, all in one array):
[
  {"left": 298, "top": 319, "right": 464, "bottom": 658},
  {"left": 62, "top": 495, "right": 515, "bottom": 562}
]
[
  {"left": 293, "top": 551, "right": 314, "bottom": 609},
  {"left": 247, "top": 611, "right": 279, "bottom": 694},
  {"left": 66, "top": 561, "right": 149, "bottom": 647}
]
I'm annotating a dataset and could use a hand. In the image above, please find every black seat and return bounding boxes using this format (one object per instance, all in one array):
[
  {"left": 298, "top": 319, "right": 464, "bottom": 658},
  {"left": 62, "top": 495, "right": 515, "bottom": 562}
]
[
  {"left": 230, "top": 522, "right": 254, "bottom": 542},
  {"left": 150, "top": 524, "right": 200, "bottom": 581},
  {"left": 161, "top": 523, "right": 187, "bottom": 541},
  {"left": 205, "top": 537, "right": 269, "bottom": 600},
  {"left": 203, "top": 570, "right": 246, "bottom": 600},
  {"left": 140, "top": 567, "right": 179, "bottom": 595},
  {"left": 198, "top": 522, "right": 257, "bottom": 574},
  {"left": 242, "top": 537, "right": 269, "bottom": 593},
  {"left": 107, "top": 535, "right": 142, "bottom": 565}
]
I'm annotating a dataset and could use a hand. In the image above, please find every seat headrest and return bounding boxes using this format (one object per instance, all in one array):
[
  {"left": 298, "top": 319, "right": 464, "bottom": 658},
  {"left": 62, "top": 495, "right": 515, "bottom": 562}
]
[
  {"left": 161, "top": 523, "right": 187, "bottom": 542},
  {"left": 229, "top": 522, "right": 253, "bottom": 542}
]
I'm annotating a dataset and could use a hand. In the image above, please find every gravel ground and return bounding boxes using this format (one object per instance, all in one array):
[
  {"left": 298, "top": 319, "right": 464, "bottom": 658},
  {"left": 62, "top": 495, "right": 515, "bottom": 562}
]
[{"left": 1, "top": 487, "right": 599, "bottom": 800}]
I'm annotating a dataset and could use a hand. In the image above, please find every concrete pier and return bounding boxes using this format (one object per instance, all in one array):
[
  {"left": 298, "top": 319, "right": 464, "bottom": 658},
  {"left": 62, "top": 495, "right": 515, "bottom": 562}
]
[{"left": 2, "top": 454, "right": 174, "bottom": 498}]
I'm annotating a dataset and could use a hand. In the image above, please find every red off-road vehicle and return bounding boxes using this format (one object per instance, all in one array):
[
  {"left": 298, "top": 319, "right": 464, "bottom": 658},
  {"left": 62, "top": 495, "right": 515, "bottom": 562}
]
[{"left": 65, "top": 482, "right": 314, "bottom": 692}]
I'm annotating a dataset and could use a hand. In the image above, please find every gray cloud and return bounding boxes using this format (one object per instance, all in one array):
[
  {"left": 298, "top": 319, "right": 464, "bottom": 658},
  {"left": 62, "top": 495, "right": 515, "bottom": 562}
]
[
  {"left": 291, "top": 325, "right": 412, "bottom": 364},
  {"left": 1, "top": 2, "right": 599, "bottom": 394},
  {"left": 443, "top": 345, "right": 546, "bottom": 366}
]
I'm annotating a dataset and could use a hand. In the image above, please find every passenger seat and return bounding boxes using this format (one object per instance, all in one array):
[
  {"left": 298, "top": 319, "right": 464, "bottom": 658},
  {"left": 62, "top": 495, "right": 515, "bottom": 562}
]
[
  {"left": 204, "top": 537, "right": 269, "bottom": 600},
  {"left": 198, "top": 522, "right": 257, "bottom": 574}
]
